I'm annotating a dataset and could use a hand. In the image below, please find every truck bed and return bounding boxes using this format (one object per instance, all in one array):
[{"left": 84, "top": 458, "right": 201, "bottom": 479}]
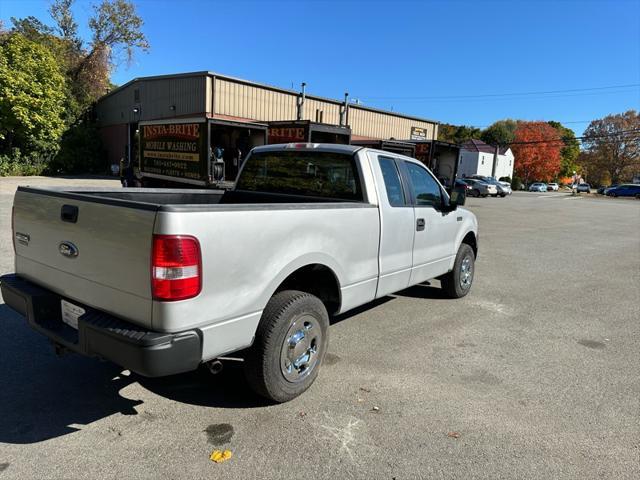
[{"left": 11, "top": 186, "right": 379, "bottom": 342}]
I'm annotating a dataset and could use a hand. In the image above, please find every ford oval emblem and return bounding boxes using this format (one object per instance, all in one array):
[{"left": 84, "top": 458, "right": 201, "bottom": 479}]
[{"left": 59, "top": 241, "right": 79, "bottom": 258}]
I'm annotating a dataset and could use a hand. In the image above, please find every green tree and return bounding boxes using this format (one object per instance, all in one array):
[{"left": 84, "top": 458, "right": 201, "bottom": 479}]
[
  {"left": 0, "top": 34, "right": 66, "bottom": 157},
  {"left": 581, "top": 110, "right": 640, "bottom": 184},
  {"left": 548, "top": 121, "right": 580, "bottom": 177},
  {"left": 480, "top": 119, "right": 517, "bottom": 146},
  {"left": 437, "top": 123, "right": 481, "bottom": 144}
]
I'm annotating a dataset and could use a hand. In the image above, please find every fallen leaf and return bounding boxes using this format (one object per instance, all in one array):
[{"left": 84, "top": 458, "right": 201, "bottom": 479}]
[
  {"left": 359, "top": 387, "right": 371, "bottom": 393},
  {"left": 210, "top": 449, "right": 233, "bottom": 463},
  {"left": 371, "top": 406, "right": 380, "bottom": 412},
  {"left": 298, "top": 411, "right": 307, "bottom": 418},
  {"left": 447, "top": 432, "right": 460, "bottom": 439}
]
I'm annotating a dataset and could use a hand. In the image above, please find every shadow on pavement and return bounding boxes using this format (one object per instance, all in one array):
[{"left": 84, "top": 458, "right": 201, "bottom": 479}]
[
  {"left": 394, "top": 281, "right": 449, "bottom": 300},
  {"left": 0, "top": 304, "right": 267, "bottom": 445}
]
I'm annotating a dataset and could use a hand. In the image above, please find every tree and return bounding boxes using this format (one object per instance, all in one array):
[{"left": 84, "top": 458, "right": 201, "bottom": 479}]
[
  {"left": 511, "top": 121, "right": 562, "bottom": 184},
  {"left": 437, "top": 123, "right": 481, "bottom": 144},
  {"left": 480, "top": 119, "right": 517, "bottom": 146},
  {"left": 0, "top": 34, "right": 66, "bottom": 157},
  {"left": 547, "top": 121, "right": 580, "bottom": 177},
  {"left": 580, "top": 111, "right": 640, "bottom": 184}
]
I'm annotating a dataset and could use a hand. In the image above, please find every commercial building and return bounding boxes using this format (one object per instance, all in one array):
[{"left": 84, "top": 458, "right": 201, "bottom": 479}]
[{"left": 95, "top": 71, "right": 440, "bottom": 168}]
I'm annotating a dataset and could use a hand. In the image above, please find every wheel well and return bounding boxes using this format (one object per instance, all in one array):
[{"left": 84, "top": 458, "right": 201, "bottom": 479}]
[
  {"left": 462, "top": 232, "right": 478, "bottom": 258},
  {"left": 276, "top": 264, "right": 341, "bottom": 315}
]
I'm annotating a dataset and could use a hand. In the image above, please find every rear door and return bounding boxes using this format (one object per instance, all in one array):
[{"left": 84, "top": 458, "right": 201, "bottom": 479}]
[
  {"left": 12, "top": 189, "right": 157, "bottom": 327},
  {"left": 401, "top": 160, "right": 459, "bottom": 285},
  {"left": 368, "top": 153, "right": 415, "bottom": 298}
]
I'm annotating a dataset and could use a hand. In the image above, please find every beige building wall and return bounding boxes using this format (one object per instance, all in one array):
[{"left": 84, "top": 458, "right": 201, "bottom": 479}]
[
  {"left": 97, "top": 72, "right": 438, "bottom": 141},
  {"left": 212, "top": 76, "right": 437, "bottom": 140}
]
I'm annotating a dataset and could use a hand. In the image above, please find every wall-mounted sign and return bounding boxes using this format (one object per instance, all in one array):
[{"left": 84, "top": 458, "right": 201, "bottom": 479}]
[
  {"left": 268, "top": 127, "right": 307, "bottom": 144},
  {"left": 140, "top": 122, "right": 206, "bottom": 180},
  {"left": 410, "top": 126, "right": 428, "bottom": 141}
]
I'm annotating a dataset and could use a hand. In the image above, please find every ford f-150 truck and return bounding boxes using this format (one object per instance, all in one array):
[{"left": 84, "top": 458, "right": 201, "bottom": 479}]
[{"left": 1, "top": 144, "right": 478, "bottom": 402}]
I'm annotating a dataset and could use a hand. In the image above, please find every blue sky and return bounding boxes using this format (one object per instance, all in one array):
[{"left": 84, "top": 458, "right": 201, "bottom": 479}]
[{"left": 2, "top": 0, "right": 639, "bottom": 136}]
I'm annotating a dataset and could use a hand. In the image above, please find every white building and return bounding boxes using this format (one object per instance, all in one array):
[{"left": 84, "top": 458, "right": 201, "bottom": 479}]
[{"left": 458, "top": 139, "right": 515, "bottom": 179}]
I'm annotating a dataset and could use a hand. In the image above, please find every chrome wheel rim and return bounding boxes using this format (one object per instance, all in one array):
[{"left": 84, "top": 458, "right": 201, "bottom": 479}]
[
  {"left": 460, "top": 255, "right": 473, "bottom": 289},
  {"left": 280, "top": 314, "right": 322, "bottom": 383}
]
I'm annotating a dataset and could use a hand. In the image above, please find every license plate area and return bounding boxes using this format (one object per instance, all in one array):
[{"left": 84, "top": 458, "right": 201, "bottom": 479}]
[{"left": 61, "top": 299, "right": 85, "bottom": 330}]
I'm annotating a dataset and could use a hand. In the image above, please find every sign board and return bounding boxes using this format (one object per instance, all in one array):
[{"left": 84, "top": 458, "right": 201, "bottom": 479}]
[
  {"left": 268, "top": 126, "right": 308, "bottom": 144},
  {"left": 410, "top": 126, "right": 428, "bottom": 141},
  {"left": 414, "top": 142, "right": 431, "bottom": 163},
  {"left": 140, "top": 122, "right": 207, "bottom": 181}
]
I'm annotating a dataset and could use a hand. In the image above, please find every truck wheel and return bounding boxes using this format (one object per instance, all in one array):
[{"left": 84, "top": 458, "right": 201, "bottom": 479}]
[
  {"left": 441, "top": 244, "right": 475, "bottom": 299},
  {"left": 244, "top": 290, "right": 329, "bottom": 403}
]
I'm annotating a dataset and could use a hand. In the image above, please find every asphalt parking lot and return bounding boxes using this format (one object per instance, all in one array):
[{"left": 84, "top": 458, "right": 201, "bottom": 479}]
[{"left": 0, "top": 179, "right": 638, "bottom": 479}]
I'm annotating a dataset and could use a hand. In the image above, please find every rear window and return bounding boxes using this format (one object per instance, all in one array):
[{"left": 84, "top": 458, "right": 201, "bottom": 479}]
[{"left": 236, "top": 150, "right": 363, "bottom": 201}]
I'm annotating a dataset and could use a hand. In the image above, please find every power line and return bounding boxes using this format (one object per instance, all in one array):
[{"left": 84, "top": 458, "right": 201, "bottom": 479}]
[
  {"left": 505, "top": 129, "right": 640, "bottom": 146},
  {"left": 360, "top": 83, "right": 640, "bottom": 101}
]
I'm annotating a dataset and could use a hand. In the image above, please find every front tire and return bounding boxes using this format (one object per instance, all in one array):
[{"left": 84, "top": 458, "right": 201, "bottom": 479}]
[
  {"left": 441, "top": 244, "right": 475, "bottom": 299},
  {"left": 244, "top": 290, "right": 329, "bottom": 403}
]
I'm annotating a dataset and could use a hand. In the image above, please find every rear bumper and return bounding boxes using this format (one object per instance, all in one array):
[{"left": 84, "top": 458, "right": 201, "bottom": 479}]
[{"left": 0, "top": 274, "right": 202, "bottom": 377}]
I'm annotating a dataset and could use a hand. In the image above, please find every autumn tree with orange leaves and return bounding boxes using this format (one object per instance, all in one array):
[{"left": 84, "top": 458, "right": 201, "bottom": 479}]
[{"left": 512, "top": 121, "right": 562, "bottom": 184}]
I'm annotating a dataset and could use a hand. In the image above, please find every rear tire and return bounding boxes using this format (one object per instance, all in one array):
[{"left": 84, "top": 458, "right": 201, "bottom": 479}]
[
  {"left": 244, "top": 290, "right": 329, "bottom": 403},
  {"left": 472, "top": 189, "right": 480, "bottom": 197},
  {"left": 441, "top": 244, "right": 475, "bottom": 299}
]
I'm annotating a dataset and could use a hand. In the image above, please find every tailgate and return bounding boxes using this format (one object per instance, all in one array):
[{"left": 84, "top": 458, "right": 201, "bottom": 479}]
[{"left": 12, "top": 188, "right": 157, "bottom": 328}]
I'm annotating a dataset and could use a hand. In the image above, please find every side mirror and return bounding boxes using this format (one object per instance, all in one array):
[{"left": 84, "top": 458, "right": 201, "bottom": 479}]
[{"left": 447, "top": 186, "right": 466, "bottom": 210}]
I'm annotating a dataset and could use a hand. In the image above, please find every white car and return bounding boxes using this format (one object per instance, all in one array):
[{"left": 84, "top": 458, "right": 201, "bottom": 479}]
[
  {"left": 577, "top": 183, "right": 591, "bottom": 193},
  {"left": 547, "top": 183, "right": 559, "bottom": 191},
  {"left": 529, "top": 183, "right": 548, "bottom": 192}
]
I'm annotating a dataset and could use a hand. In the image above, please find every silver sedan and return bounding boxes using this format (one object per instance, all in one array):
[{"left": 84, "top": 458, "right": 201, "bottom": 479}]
[{"left": 463, "top": 179, "right": 499, "bottom": 197}]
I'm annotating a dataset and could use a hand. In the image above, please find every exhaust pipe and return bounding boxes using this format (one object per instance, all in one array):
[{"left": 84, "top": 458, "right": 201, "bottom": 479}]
[{"left": 206, "top": 359, "right": 224, "bottom": 375}]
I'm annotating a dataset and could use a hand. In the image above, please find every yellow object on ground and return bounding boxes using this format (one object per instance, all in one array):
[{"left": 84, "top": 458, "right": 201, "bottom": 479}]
[{"left": 210, "top": 449, "right": 233, "bottom": 463}]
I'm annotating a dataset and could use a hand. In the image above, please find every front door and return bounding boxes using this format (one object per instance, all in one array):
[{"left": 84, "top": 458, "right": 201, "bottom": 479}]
[
  {"left": 368, "top": 153, "right": 415, "bottom": 298},
  {"left": 402, "top": 160, "right": 459, "bottom": 285}
]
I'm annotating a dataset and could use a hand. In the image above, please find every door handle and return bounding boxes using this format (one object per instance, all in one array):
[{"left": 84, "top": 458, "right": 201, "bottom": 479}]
[
  {"left": 416, "top": 218, "right": 425, "bottom": 231},
  {"left": 61, "top": 205, "right": 79, "bottom": 223}
]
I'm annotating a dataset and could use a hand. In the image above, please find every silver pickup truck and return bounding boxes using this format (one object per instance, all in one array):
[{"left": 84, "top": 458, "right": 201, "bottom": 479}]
[{"left": 1, "top": 144, "right": 478, "bottom": 402}]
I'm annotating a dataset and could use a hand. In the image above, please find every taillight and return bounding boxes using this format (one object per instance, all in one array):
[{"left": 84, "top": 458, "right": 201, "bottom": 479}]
[{"left": 151, "top": 235, "right": 201, "bottom": 301}]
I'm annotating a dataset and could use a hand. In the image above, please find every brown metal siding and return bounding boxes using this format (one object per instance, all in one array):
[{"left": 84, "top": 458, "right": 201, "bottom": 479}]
[
  {"left": 96, "top": 75, "right": 207, "bottom": 126},
  {"left": 214, "top": 78, "right": 298, "bottom": 121},
  {"left": 348, "top": 107, "right": 436, "bottom": 140},
  {"left": 97, "top": 73, "right": 438, "bottom": 140}
]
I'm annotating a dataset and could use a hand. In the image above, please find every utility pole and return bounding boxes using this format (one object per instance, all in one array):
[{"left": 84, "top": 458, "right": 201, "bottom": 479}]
[{"left": 492, "top": 144, "right": 499, "bottom": 178}]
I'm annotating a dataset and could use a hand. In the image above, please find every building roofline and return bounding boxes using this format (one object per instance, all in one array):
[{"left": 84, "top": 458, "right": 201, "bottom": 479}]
[{"left": 98, "top": 71, "right": 440, "bottom": 125}]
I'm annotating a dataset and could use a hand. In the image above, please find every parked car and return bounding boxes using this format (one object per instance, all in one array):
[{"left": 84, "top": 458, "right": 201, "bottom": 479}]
[
  {"left": 606, "top": 184, "right": 640, "bottom": 198},
  {"left": 454, "top": 179, "right": 473, "bottom": 192},
  {"left": 577, "top": 183, "right": 591, "bottom": 193},
  {"left": 463, "top": 178, "right": 498, "bottom": 197},
  {"left": 1, "top": 143, "right": 478, "bottom": 403},
  {"left": 468, "top": 175, "right": 511, "bottom": 197},
  {"left": 529, "top": 183, "right": 548, "bottom": 192},
  {"left": 547, "top": 183, "right": 559, "bottom": 191},
  {"left": 598, "top": 184, "right": 619, "bottom": 195}
]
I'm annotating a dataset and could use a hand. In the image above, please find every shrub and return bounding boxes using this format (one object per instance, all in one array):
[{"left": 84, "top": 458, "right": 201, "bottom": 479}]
[
  {"left": 0, "top": 148, "right": 48, "bottom": 176},
  {"left": 47, "top": 120, "right": 108, "bottom": 174},
  {"left": 511, "top": 176, "right": 522, "bottom": 190}
]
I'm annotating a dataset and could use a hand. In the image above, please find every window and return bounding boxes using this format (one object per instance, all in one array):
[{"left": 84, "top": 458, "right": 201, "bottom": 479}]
[
  {"left": 378, "top": 156, "right": 405, "bottom": 206},
  {"left": 236, "top": 150, "right": 362, "bottom": 201},
  {"left": 405, "top": 162, "right": 442, "bottom": 207}
]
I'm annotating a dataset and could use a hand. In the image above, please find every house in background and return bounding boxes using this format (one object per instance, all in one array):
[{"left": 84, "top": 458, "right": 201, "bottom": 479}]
[{"left": 458, "top": 139, "right": 515, "bottom": 179}]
